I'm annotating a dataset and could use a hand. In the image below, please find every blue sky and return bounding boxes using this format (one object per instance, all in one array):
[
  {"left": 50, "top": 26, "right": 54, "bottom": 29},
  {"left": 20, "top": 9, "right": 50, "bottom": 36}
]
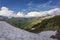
[{"left": 0, "top": 0, "right": 60, "bottom": 14}]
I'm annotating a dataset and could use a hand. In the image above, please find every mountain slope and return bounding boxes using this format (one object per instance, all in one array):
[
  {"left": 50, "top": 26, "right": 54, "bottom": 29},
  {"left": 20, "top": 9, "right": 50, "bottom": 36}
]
[
  {"left": 21, "top": 16, "right": 55, "bottom": 33},
  {"left": 31, "top": 15, "right": 60, "bottom": 33},
  {"left": 0, "top": 21, "right": 56, "bottom": 40},
  {"left": 44, "top": 16, "right": 60, "bottom": 31},
  {"left": 0, "top": 15, "right": 8, "bottom": 21},
  {"left": 0, "top": 21, "right": 39, "bottom": 40}
]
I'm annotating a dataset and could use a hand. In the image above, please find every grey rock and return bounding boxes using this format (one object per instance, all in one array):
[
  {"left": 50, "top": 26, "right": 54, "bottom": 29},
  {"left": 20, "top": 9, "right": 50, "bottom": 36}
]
[{"left": 0, "top": 21, "right": 57, "bottom": 40}]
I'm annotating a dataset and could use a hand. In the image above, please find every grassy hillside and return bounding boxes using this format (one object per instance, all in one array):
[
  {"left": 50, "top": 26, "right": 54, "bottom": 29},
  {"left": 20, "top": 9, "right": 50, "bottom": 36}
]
[
  {"left": 21, "top": 16, "right": 54, "bottom": 33},
  {"left": 45, "top": 16, "right": 60, "bottom": 31},
  {"left": 21, "top": 18, "right": 42, "bottom": 30},
  {"left": 22, "top": 15, "right": 60, "bottom": 33}
]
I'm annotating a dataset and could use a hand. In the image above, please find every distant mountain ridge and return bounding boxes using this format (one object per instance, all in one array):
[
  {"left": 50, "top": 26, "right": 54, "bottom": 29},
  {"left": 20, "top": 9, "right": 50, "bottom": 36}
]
[{"left": 0, "top": 15, "right": 8, "bottom": 21}]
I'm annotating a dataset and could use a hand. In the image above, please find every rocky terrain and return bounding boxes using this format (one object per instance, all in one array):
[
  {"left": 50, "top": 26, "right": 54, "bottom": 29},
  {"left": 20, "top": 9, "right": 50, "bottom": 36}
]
[{"left": 0, "top": 21, "right": 57, "bottom": 40}]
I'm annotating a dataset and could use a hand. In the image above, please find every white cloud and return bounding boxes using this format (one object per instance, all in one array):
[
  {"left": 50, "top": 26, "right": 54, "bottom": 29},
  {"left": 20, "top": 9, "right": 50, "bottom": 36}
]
[
  {"left": 16, "top": 12, "right": 25, "bottom": 17},
  {"left": 0, "top": 7, "right": 14, "bottom": 18},
  {"left": 0, "top": 7, "right": 25, "bottom": 18},
  {"left": 26, "top": 8, "right": 60, "bottom": 17},
  {"left": 0, "top": 7, "right": 60, "bottom": 18},
  {"left": 26, "top": 11, "right": 48, "bottom": 17},
  {"left": 48, "top": 8, "right": 60, "bottom": 15}
]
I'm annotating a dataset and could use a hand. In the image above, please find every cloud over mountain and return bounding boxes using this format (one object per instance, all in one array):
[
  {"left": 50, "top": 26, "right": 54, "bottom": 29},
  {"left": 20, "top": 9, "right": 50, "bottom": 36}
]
[
  {"left": 0, "top": 7, "right": 14, "bottom": 17},
  {"left": 26, "top": 8, "right": 60, "bottom": 17},
  {"left": 16, "top": 12, "right": 25, "bottom": 17},
  {"left": 0, "top": 7, "right": 60, "bottom": 18}
]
